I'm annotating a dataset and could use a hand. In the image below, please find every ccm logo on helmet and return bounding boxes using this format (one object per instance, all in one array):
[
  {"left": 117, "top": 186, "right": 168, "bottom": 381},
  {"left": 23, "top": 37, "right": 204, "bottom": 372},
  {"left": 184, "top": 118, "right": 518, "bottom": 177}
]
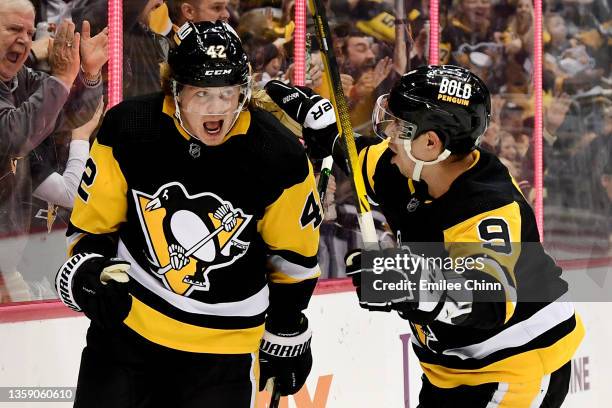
[
  {"left": 437, "top": 77, "right": 471, "bottom": 106},
  {"left": 204, "top": 69, "right": 233, "bottom": 75}
]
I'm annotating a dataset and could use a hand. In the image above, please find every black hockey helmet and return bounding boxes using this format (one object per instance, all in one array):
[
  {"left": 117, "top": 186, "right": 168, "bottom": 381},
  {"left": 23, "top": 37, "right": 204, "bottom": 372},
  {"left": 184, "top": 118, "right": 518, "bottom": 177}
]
[
  {"left": 373, "top": 65, "right": 491, "bottom": 154},
  {"left": 168, "top": 20, "right": 250, "bottom": 88}
]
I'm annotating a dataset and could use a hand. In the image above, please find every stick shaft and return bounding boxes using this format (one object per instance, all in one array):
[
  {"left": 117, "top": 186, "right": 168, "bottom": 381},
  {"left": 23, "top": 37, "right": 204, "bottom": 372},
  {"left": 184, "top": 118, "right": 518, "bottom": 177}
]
[
  {"left": 157, "top": 225, "right": 224, "bottom": 274},
  {"left": 308, "top": 0, "right": 378, "bottom": 244},
  {"left": 270, "top": 380, "right": 282, "bottom": 408}
]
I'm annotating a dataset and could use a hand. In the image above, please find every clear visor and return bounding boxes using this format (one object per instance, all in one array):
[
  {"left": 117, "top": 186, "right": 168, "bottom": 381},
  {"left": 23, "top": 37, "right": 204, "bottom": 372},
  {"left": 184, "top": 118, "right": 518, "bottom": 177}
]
[
  {"left": 175, "top": 82, "right": 250, "bottom": 116},
  {"left": 372, "top": 94, "right": 418, "bottom": 141}
]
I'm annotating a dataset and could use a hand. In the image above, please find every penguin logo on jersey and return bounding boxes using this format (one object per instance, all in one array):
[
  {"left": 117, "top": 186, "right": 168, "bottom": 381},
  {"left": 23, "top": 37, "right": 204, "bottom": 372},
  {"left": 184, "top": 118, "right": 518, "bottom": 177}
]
[{"left": 133, "top": 182, "right": 252, "bottom": 296}]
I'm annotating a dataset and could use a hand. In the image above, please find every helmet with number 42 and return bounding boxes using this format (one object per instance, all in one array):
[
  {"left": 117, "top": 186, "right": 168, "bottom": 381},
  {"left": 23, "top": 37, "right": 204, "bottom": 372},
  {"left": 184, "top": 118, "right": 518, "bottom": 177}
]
[{"left": 168, "top": 21, "right": 252, "bottom": 145}]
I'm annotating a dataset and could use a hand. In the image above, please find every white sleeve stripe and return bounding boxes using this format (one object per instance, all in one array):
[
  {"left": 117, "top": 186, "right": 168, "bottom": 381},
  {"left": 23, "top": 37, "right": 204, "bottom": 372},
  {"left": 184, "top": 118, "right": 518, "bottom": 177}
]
[
  {"left": 485, "top": 382, "right": 509, "bottom": 408},
  {"left": 269, "top": 255, "right": 320, "bottom": 279},
  {"left": 248, "top": 352, "right": 256, "bottom": 408},
  {"left": 529, "top": 374, "right": 551, "bottom": 408},
  {"left": 441, "top": 302, "right": 575, "bottom": 360}
]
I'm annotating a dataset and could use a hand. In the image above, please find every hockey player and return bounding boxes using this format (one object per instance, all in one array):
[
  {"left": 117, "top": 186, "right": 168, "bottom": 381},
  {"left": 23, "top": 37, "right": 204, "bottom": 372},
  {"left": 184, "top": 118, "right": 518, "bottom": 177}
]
[
  {"left": 265, "top": 65, "right": 584, "bottom": 407},
  {"left": 55, "top": 21, "right": 321, "bottom": 407}
]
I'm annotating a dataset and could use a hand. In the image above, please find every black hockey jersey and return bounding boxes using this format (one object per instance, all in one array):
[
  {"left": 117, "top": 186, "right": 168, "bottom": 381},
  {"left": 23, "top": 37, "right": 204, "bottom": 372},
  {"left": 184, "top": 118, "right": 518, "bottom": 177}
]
[
  {"left": 67, "top": 93, "right": 322, "bottom": 354},
  {"left": 359, "top": 140, "right": 584, "bottom": 387}
]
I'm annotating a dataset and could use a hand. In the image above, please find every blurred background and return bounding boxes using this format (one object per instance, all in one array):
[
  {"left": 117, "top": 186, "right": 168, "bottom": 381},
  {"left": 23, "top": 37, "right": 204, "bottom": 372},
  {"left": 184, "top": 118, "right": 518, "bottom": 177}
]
[{"left": 0, "top": 0, "right": 609, "bottom": 305}]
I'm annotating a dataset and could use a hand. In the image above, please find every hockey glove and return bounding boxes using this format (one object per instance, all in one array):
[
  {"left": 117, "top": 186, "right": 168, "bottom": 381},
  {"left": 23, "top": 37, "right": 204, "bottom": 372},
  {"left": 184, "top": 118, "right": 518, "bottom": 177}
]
[
  {"left": 264, "top": 80, "right": 338, "bottom": 160},
  {"left": 345, "top": 249, "right": 447, "bottom": 323},
  {"left": 258, "top": 314, "right": 313, "bottom": 396},
  {"left": 56, "top": 253, "right": 131, "bottom": 329}
]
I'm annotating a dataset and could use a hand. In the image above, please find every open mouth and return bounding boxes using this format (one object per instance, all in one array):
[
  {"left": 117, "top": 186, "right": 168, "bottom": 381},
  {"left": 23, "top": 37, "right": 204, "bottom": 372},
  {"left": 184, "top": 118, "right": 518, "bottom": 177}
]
[
  {"left": 203, "top": 120, "right": 224, "bottom": 136},
  {"left": 6, "top": 52, "right": 20, "bottom": 63}
]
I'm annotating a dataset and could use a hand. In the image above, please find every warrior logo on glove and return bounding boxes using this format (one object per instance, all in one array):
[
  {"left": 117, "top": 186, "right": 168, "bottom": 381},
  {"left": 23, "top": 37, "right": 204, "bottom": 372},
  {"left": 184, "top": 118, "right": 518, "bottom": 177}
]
[{"left": 133, "top": 181, "right": 252, "bottom": 295}]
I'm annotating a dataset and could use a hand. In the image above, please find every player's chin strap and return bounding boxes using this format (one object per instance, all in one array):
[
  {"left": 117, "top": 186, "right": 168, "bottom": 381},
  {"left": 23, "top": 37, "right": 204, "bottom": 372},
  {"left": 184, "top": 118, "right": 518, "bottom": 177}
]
[
  {"left": 402, "top": 139, "right": 451, "bottom": 181},
  {"left": 172, "top": 83, "right": 198, "bottom": 140}
]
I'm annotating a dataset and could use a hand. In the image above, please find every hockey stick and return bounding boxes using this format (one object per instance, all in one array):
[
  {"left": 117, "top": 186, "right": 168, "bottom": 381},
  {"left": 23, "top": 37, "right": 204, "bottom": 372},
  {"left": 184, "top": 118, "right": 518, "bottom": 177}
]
[
  {"left": 269, "top": 380, "right": 282, "bottom": 408},
  {"left": 317, "top": 156, "right": 334, "bottom": 206},
  {"left": 308, "top": 0, "right": 378, "bottom": 246}
]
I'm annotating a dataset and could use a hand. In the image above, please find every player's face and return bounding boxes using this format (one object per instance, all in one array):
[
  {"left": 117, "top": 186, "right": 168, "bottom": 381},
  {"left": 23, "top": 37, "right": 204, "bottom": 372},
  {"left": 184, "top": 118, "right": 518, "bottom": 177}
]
[
  {"left": 387, "top": 123, "right": 423, "bottom": 178},
  {"left": 190, "top": 0, "right": 230, "bottom": 23},
  {"left": 0, "top": 8, "right": 35, "bottom": 82},
  {"left": 178, "top": 85, "right": 242, "bottom": 146},
  {"left": 388, "top": 126, "right": 444, "bottom": 179}
]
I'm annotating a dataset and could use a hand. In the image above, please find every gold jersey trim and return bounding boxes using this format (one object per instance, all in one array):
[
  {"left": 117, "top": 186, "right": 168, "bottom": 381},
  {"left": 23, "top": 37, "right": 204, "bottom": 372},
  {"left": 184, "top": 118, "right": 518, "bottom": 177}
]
[
  {"left": 420, "top": 313, "right": 585, "bottom": 388},
  {"left": 124, "top": 296, "right": 265, "bottom": 354},
  {"left": 444, "top": 201, "right": 523, "bottom": 323},
  {"left": 70, "top": 141, "right": 128, "bottom": 234},
  {"left": 360, "top": 139, "right": 389, "bottom": 196},
  {"left": 257, "top": 160, "right": 320, "bottom": 259}
]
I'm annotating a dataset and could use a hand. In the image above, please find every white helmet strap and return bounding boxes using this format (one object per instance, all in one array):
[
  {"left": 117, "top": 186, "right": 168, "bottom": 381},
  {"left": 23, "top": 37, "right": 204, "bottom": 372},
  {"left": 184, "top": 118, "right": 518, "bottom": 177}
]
[
  {"left": 171, "top": 81, "right": 195, "bottom": 139},
  {"left": 402, "top": 139, "right": 452, "bottom": 182}
]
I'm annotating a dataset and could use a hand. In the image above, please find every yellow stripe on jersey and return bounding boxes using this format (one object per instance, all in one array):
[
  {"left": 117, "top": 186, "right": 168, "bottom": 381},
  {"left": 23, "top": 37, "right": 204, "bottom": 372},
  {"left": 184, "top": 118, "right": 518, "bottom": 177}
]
[
  {"left": 412, "top": 323, "right": 427, "bottom": 345},
  {"left": 443, "top": 201, "right": 522, "bottom": 322},
  {"left": 510, "top": 176, "right": 527, "bottom": 200},
  {"left": 268, "top": 273, "right": 319, "bottom": 284},
  {"left": 161, "top": 95, "right": 252, "bottom": 143},
  {"left": 70, "top": 140, "right": 128, "bottom": 236},
  {"left": 420, "top": 313, "right": 585, "bottom": 388},
  {"left": 124, "top": 296, "right": 265, "bottom": 354},
  {"left": 253, "top": 349, "right": 260, "bottom": 394},
  {"left": 467, "top": 149, "right": 480, "bottom": 170},
  {"left": 359, "top": 139, "right": 389, "bottom": 196},
  {"left": 258, "top": 161, "right": 320, "bottom": 283},
  {"left": 408, "top": 178, "right": 416, "bottom": 195}
]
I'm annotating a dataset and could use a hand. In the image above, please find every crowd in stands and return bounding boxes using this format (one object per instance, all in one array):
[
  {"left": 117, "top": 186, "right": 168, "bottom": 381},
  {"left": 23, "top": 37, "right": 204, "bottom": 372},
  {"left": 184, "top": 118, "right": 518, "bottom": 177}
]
[{"left": 0, "top": 0, "right": 609, "bottom": 301}]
